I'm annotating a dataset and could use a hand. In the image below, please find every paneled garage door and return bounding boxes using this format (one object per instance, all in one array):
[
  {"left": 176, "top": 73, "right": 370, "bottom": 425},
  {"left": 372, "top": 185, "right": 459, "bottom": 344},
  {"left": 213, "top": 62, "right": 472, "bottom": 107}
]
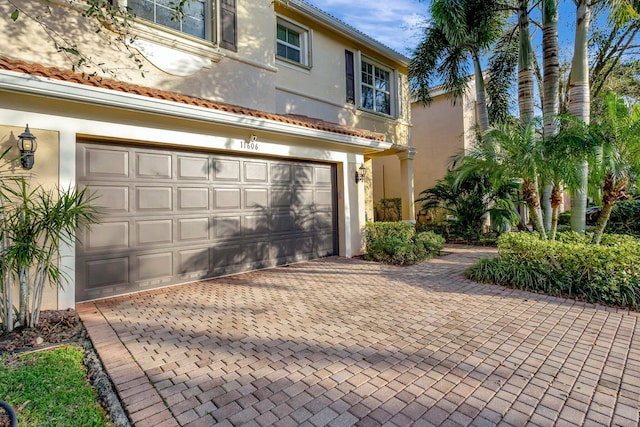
[{"left": 75, "top": 142, "right": 337, "bottom": 301}]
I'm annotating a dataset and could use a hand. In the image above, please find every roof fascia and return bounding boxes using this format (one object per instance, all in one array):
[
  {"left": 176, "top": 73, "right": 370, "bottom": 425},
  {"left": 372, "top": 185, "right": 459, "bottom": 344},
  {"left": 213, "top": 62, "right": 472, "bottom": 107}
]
[{"left": 0, "top": 70, "right": 392, "bottom": 152}]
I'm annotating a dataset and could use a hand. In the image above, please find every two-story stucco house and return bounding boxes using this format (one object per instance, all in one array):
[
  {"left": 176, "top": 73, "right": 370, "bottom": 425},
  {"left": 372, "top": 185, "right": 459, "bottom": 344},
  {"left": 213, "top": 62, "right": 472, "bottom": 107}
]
[{"left": 0, "top": 0, "right": 414, "bottom": 308}]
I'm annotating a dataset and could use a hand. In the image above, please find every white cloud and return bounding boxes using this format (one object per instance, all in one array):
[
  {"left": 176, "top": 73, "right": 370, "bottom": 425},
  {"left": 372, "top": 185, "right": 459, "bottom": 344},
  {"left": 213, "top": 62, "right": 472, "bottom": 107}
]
[{"left": 303, "top": 0, "right": 428, "bottom": 55}]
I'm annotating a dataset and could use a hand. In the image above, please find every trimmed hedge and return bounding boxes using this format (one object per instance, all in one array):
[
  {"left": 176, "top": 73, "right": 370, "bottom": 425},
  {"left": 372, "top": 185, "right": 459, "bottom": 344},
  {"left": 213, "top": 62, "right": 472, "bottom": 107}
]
[
  {"left": 365, "top": 222, "right": 444, "bottom": 266},
  {"left": 466, "top": 232, "right": 640, "bottom": 309}
]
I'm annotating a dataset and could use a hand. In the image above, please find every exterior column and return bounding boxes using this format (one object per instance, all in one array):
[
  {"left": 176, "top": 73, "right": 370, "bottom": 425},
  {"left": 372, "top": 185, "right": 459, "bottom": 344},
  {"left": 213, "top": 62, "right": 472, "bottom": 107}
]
[{"left": 397, "top": 148, "right": 416, "bottom": 221}]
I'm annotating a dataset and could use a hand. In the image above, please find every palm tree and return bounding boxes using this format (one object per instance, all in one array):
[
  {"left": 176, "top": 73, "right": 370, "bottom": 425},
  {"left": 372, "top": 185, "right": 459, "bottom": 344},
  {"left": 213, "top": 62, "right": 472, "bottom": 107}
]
[
  {"left": 456, "top": 119, "right": 547, "bottom": 238},
  {"left": 541, "top": 116, "right": 597, "bottom": 239},
  {"left": 410, "top": 0, "right": 505, "bottom": 132},
  {"left": 590, "top": 93, "right": 640, "bottom": 244},
  {"left": 416, "top": 168, "right": 518, "bottom": 241}
]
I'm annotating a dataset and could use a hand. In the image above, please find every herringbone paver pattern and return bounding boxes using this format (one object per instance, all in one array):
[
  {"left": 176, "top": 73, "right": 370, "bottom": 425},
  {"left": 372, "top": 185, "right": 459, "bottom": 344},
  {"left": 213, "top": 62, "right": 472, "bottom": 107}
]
[{"left": 78, "top": 245, "right": 640, "bottom": 426}]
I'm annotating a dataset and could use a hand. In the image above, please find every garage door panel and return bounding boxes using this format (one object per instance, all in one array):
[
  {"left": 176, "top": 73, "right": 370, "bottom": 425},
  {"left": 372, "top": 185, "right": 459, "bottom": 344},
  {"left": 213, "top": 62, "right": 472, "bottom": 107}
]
[
  {"left": 87, "top": 185, "right": 130, "bottom": 212},
  {"left": 137, "top": 252, "right": 173, "bottom": 283},
  {"left": 244, "top": 162, "right": 268, "bottom": 182},
  {"left": 84, "top": 147, "right": 129, "bottom": 178},
  {"left": 245, "top": 188, "right": 268, "bottom": 208},
  {"left": 178, "top": 156, "right": 209, "bottom": 180},
  {"left": 136, "top": 220, "right": 173, "bottom": 246},
  {"left": 214, "top": 159, "right": 240, "bottom": 181},
  {"left": 137, "top": 187, "right": 173, "bottom": 210},
  {"left": 272, "top": 187, "right": 292, "bottom": 207},
  {"left": 136, "top": 152, "right": 172, "bottom": 179},
  {"left": 271, "top": 164, "right": 291, "bottom": 182},
  {"left": 177, "top": 248, "right": 210, "bottom": 280},
  {"left": 77, "top": 142, "right": 337, "bottom": 301},
  {"left": 178, "top": 188, "right": 209, "bottom": 210},
  {"left": 243, "top": 214, "right": 270, "bottom": 235},
  {"left": 273, "top": 212, "right": 294, "bottom": 232},
  {"left": 294, "top": 165, "right": 314, "bottom": 184},
  {"left": 316, "top": 189, "right": 333, "bottom": 206},
  {"left": 87, "top": 222, "right": 129, "bottom": 250},
  {"left": 85, "top": 257, "right": 130, "bottom": 288},
  {"left": 315, "top": 211, "right": 333, "bottom": 230},
  {"left": 214, "top": 188, "right": 241, "bottom": 209},
  {"left": 294, "top": 189, "right": 314, "bottom": 206},
  {"left": 178, "top": 217, "right": 210, "bottom": 241},
  {"left": 316, "top": 167, "right": 332, "bottom": 184},
  {"left": 212, "top": 216, "right": 241, "bottom": 238}
]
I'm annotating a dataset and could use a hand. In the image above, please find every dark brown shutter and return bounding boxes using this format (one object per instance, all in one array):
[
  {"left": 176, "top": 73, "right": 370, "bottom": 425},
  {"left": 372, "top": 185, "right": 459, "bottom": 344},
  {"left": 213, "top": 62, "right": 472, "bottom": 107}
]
[
  {"left": 220, "top": 0, "right": 237, "bottom": 51},
  {"left": 345, "top": 50, "right": 355, "bottom": 104}
]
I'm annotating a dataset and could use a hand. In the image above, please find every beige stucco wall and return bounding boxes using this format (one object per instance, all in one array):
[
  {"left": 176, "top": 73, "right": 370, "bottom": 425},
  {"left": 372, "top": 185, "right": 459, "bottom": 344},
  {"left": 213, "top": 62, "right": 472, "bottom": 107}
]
[
  {"left": 0, "top": 125, "right": 60, "bottom": 310},
  {"left": 273, "top": 5, "right": 411, "bottom": 147},
  {"left": 411, "top": 96, "right": 467, "bottom": 197},
  {"left": 0, "top": 0, "right": 278, "bottom": 111}
]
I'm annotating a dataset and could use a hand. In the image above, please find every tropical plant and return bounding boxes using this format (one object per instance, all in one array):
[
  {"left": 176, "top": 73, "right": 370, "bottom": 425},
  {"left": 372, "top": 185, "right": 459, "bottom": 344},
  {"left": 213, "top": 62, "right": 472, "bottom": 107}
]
[
  {"left": 456, "top": 119, "right": 547, "bottom": 237},
  {"left": 410, "top": 0, "right": 505, "bottom": 132},
  {"left": 589, "top": 94, "right": 640, "bottom": 244},
  {"left": 541, "top": 116, "right": 599, "bottom": 239},
  {"left": 0, "top": 154, "right": 98, "bottom": 333},
  {"left": 416, "top": 168, "right": 518, "bottom": 242}
]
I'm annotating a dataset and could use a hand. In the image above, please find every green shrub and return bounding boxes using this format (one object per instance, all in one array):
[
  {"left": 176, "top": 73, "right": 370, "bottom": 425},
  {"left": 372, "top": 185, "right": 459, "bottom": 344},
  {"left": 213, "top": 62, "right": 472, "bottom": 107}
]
[
  {"left": 364, "top": 222, "right": 444, "bottom": 266},
  {"left": 466, "top": 232, "right": 640, "bottom": 309},
  {"left": 606, "top": 199, "right": 640, "bottom": 237}
]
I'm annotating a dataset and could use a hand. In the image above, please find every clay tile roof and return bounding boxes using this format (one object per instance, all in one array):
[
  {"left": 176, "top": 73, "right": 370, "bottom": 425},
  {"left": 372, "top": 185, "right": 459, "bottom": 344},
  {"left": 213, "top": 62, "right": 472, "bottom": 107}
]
[{"left": 0, "top": 56, "right": 386, "bottom": 143}]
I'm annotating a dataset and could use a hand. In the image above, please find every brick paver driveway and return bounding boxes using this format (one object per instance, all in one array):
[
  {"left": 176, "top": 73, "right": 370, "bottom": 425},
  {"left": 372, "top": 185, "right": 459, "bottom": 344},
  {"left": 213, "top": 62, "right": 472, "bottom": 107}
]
[{"left": 78, "top": 245, "right": 640, "bottom": 426}]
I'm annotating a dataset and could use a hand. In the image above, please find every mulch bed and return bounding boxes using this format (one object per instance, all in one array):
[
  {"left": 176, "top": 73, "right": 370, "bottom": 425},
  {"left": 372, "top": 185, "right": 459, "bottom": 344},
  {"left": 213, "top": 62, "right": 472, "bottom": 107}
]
[{"left": 0, "top": 309, "right": 82, "bottom": 354}]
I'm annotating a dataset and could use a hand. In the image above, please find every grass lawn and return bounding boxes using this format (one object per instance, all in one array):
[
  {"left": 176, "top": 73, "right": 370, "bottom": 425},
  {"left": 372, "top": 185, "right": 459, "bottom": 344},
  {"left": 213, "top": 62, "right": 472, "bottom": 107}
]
[{"left": 0, "top": 344, "right": 112, "bottom": 427}]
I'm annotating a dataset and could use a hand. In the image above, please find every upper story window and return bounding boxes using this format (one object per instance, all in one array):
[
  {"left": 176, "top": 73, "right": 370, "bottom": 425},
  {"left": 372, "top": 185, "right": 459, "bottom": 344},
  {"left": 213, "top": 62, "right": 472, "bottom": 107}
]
[
  {"left": 276, "top": 17, "right": 310, "bottom": 67},
  {"left": 121, "top": 0, "right": 237, "bottom": 51},
  {"left": 128, "top": 0, "right": 207, "bottom": 39},
  {"left": 361, "top": 59, "right": 391, "bottom": 115}
]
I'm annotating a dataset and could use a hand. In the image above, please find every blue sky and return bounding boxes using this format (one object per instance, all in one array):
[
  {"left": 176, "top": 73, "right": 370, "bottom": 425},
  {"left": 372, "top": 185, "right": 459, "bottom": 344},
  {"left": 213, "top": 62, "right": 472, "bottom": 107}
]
[{"left": 303, "top": 1, "right": 607, "bottom": 60}]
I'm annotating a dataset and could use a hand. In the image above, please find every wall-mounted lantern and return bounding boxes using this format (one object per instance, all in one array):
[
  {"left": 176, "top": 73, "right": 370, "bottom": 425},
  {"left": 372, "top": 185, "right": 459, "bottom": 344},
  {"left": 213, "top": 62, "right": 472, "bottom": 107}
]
[
  {"left": 354, "top": 163, "right": 366, "bottom": 184},
  {"left": 17, "top": 125, "right": 37, "bottom": 170}
]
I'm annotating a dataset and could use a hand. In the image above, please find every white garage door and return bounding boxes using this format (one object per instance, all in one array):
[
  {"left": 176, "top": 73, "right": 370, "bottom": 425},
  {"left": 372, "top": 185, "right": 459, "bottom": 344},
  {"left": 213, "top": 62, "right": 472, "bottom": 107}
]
[{"left": 75, "top": 142, "right": 337, "bottom": 301}]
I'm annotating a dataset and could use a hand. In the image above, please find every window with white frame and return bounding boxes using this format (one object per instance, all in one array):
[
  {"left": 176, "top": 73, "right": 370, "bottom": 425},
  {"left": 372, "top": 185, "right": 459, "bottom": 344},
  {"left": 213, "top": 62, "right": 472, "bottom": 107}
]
[
  {"left": 276, "top": 18, "right": 309, "bottom": 66},
  {"left": 127, "top": 0, "right": 208, "bottom": 39},
  {"left": 360, "top": 59, "right": 392, "bottom": 115}
]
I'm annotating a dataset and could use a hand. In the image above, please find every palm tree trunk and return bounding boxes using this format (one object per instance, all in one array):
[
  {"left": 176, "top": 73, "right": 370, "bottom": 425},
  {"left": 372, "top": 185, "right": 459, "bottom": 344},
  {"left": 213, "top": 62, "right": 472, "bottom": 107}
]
[
  {"left": 473, "top": 53, "right": 490, "bottom": 133},
  {"left": 18, "top": 266, "right": 29, "bottom": 327},
  {"left": 523, "top": 180, "right": 547, "bottom": 238},
  {"left": 568, "top": 0, "right": 591, "bottom": 233},
  {"left": 592, "top": 202, "right": 614, "bottom": 245},
  {"left": 549, "top": 184, "right": 563, "bottom": 240},
  {"left": 518, "top": 0, "right": 535, "bottom": 123},
  {"left": 542, "top": 0, "right": 560, "bottom": 231}
]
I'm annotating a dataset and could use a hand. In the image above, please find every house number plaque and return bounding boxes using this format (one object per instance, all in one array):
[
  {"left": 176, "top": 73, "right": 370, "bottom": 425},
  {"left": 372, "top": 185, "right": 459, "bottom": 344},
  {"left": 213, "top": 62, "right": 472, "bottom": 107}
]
[{"left": 240, "top": 135, "right": 259, "bottom": 151}]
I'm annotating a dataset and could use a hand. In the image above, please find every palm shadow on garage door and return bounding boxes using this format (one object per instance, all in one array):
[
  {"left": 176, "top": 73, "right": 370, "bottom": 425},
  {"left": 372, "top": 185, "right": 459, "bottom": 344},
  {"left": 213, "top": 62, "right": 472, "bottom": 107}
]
[{"left": 75, "top": 142, "right": 339, "bottom": 302}]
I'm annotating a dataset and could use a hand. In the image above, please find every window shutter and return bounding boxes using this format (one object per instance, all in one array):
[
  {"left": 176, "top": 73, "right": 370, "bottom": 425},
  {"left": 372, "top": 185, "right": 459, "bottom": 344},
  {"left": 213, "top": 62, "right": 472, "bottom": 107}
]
[
  {"left": 220, "top": 0, "right": 237, "bottom": 51},
  {"left": 345, "top": 50, "right": 355, "bottom": 104}
]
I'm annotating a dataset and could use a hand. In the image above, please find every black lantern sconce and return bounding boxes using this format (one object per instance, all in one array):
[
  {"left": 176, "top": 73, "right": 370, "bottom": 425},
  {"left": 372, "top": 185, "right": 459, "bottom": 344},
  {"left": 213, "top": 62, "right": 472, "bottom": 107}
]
[
  {"left": 17, "top": 125, "right": 37, "bottom": 170},
  {"left": 354, "top": 163, "right": 366, "bottom": 184}
]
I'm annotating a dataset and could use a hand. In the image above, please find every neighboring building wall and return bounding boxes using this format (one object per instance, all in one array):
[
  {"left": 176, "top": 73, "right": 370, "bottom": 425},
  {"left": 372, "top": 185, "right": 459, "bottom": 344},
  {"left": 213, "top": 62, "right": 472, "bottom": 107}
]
[
  {"left": 373, "top": 85, "right": 477, "bottom": 221},
  {"left": 411, "top": 97, "right": 467, "bottom": 197}
]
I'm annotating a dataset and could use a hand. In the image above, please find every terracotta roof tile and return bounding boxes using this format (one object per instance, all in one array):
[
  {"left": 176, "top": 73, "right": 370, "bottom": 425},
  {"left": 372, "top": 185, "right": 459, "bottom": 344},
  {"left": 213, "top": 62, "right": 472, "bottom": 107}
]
[{"left": 0, "top": 56, "right": 386, "bottom": 142}]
